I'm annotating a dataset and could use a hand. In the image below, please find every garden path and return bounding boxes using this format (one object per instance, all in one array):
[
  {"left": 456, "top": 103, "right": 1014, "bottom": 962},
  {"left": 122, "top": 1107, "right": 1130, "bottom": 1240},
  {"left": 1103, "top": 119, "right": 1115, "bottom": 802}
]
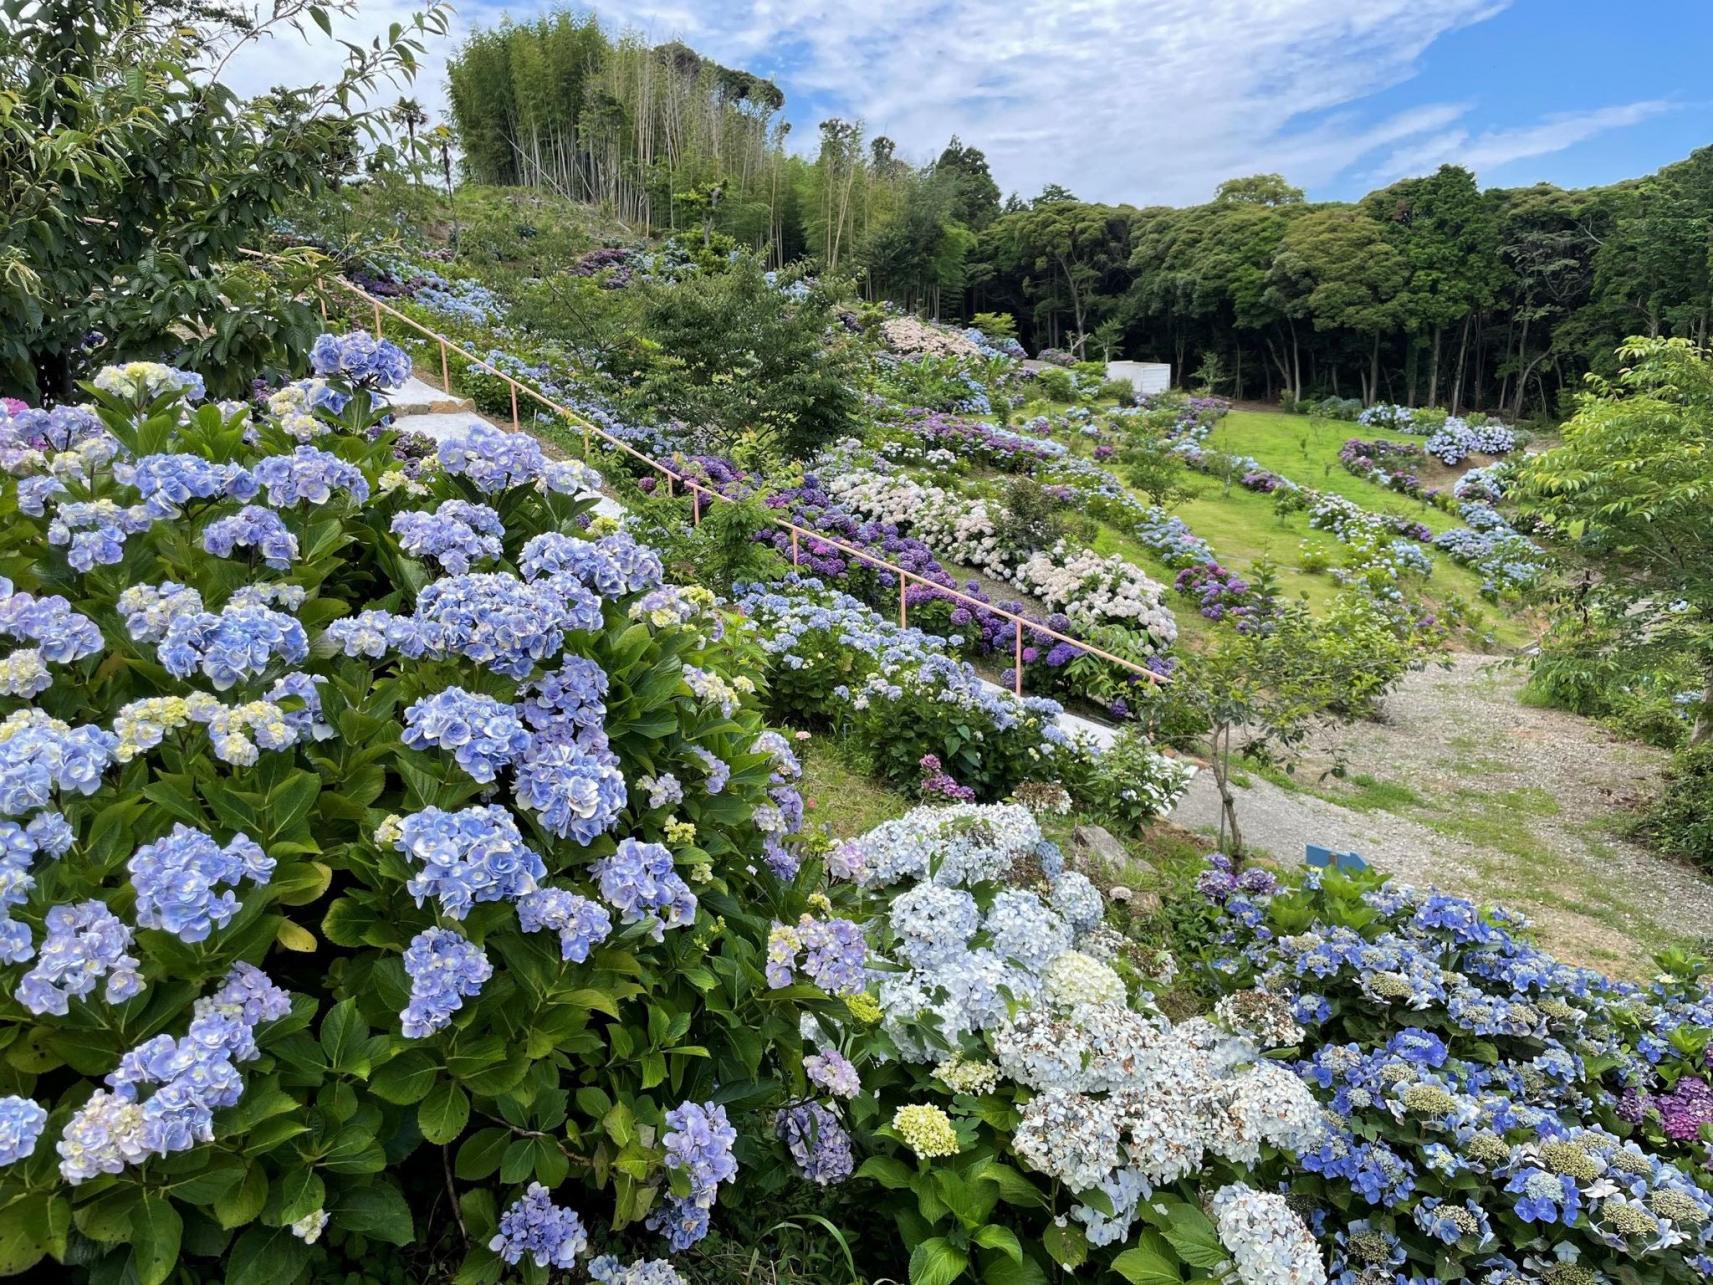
[{"left": 1171, "top": 653, "right": 1713, "bottom": 975}]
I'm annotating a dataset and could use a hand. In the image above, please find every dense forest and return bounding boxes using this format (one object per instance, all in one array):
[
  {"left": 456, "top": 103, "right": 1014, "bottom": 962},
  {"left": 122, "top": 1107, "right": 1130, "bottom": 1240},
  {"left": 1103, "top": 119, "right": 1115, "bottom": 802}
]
[{"left": 445, "top": 7, "right": 1713, "bottom": 419}]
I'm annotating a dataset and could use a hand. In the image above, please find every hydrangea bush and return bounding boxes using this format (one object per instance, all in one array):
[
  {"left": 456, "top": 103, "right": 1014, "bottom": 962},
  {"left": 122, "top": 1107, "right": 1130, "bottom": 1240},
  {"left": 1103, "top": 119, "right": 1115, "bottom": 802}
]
[
  {"left": 825, "top": 805, "right": 1334, "bottom": 1283},
  {"left": 1199, "top": 858, "right": 1713, "bottom": 1283},
  {"left": 0, "top": 343, "right": 849, "bottom": 1283}
]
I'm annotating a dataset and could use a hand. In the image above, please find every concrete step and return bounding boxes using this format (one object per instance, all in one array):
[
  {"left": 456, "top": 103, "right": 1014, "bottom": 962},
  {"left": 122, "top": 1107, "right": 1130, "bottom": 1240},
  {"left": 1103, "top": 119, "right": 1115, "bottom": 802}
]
[
  {"left": 383, "top": 376, "right": 473, "bottom": 416},
  {"left": 388, "top": 411, "right": 487, "bottom": 442}
]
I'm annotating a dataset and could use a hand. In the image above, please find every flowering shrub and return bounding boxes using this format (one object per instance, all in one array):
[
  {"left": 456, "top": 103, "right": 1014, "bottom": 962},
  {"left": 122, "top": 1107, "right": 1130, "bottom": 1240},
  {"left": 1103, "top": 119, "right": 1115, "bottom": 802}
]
[
  {"left": 734, "top": 576, "right": 1080, "bottom": 797},
  {"left": 0, "top": 343, "right": 846, "bottom": 1281},
  {"left": 1424, "top": 419, "right": 1518, "bottom": 466},
  {"left": 830, "top": 805, "right": 1330, "bottom": 1281},
  {"left": 824, "top": 469, "right": 1177, "bottom": 650},
  {"left": 1200, "top": 858, "right": 1713, "bottom": 1283},
  {"left": 1174, "top": 562, "right": 1256, "bottom": 627}
]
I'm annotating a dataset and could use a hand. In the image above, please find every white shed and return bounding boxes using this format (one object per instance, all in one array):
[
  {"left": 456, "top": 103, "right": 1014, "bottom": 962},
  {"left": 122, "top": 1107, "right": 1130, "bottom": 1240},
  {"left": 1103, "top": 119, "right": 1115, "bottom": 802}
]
[{"left": 1106, "top": 360, "right": 1172, "bottom": 395}]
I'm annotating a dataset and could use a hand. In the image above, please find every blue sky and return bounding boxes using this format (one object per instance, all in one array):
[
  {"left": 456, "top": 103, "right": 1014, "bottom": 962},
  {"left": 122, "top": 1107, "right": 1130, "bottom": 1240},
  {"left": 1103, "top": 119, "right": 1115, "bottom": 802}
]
[{"left": 225, "top": 0, "right": 1713, "bottom": 205}]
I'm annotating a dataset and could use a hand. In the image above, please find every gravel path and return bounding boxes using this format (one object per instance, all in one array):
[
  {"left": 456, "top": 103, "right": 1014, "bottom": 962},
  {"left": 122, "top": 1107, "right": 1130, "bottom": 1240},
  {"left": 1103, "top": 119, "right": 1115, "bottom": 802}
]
[{"left": 1171, "top": 654, "right": 1713, "bottom": 974}]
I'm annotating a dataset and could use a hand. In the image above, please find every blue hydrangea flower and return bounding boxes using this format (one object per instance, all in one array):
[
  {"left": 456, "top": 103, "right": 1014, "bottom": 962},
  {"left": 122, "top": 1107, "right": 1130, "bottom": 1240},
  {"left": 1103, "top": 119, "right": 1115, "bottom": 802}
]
[
  {"left": 0, "top": 1095, "right": 48, "bottom": 1166},
  {"left": 115, "top": 582, "right": 204, "bottom": 643},
  {"left": 402, "top": 687, "right": 529, "bottom": 783},
  {"left": 512, "top": 737, "right": 626, "bottom": 843},
  {"left": 128, "top": 824, "right": 274, "bottom": 943},
  {"left": 0, "top": 711, "right": 117, "bottom": 816},
  {"left": 413, "top": 573, "right": 600, "bottom": 679},
  {"left": 252, "top": 446, "right": 370, "bottom": 508},
  {"left": 436, "top": 423, "right": 546, "bottom": 492},
  {"left": 16, "top": 900, "right": 143, "bottom": 1016},
  {"left": 309, "top": 332, "right": 412, "bottom": 390},
  {"left": 685, "top": 746, "right": 729, "bottom": 794},
  {"left": 202, "top": 506, "right": 300, "bottom": 569},
  {"left": 0, "top": 582, "right": 104, "bottom": 663},
  {"left": 394, "top": 805, "right": 546, "bottom": 918},
  {"left": 647, "top": 1101, "right": 737, "bottom": 1249},
  {"left": 519, "top": 531, "right": 662, "bottom": 598},
  {"left": 392, "top": 500, "right": 505, "bottom": 574},
  {"left": 517, "top": 888, "right": 612, "bottom": 962},
  {"left": 123, "top": 453, "right": 257, "bottom": 518},
  {"left": 46, "top": 499, "right": 154, "bottom": 571},
  {"left": 400, "top": 927, "right": 492, "bottom": 1038},
  {"left": 491, "top": 1182, "right": 588, "bottom": 1269},
  {"left": 591, "top": 839, "right": 696, "bottom": 940},
  {"left": 157, "top": 602, "right": 308, "bottom": 689},
  {"left": 521, "top": 657, "right": 609, "bottom": 743},
  {"left": 775, "top": 1102, "right": 854, "bottom": 1185}
]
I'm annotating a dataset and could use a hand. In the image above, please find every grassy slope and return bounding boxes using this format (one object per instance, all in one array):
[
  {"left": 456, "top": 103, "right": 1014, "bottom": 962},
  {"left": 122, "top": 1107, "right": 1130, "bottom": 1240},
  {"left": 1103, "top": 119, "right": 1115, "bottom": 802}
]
[{"left": 1002, "top": 400, "right": 1532, "bottom": 651}]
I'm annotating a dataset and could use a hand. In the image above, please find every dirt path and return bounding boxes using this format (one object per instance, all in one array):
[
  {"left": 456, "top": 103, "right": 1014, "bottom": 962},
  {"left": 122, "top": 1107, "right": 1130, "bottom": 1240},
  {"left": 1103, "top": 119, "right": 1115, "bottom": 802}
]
[{"left": 1171, "top": 654, "right": 1713, "bottom": 975}]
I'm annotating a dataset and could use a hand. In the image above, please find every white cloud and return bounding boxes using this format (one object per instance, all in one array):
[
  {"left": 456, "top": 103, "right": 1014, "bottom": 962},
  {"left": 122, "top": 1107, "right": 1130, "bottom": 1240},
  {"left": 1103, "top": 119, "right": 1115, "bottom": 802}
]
[
  {"left": 1364, "top": 100, "right": 1673, "bottom": 186},
  {"left": 214, "top": 0, "right": 1672, "bottom": 206}
]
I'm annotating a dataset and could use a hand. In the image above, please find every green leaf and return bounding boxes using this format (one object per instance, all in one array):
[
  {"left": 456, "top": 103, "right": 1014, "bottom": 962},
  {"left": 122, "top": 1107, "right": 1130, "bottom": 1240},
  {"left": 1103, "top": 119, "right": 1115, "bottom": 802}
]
[
  {"left": 979, "top": 1257, "right": 1047, "bottom": 1285},
  {"left": 1112, "top": 1234, "right": 1184, "bottom": 1284},
  {"left": 972, "top": 1224, "right": 1023, "bottom": 1263},
  {"left": 319, "top": 998, "right": 369, "bottom": 1072},
  {"left": 1042, "top": 1220, "right": 1088, "bottom": 1270},
  {"left": 332, "top": 1183, "right": 414, "bottom": 1246},
  {"left": 214, "top": 1164, "right": 268, "bottom": 1229},
  {"left": 130, "top": 1196, "right": 182, "bottom": 1285},
  {"left": 276, "top": 1170, "right": 325, "bottom": 1224},
  {"left": 907, "top": 1237, "right": 969, "bottom": 1285},
  {"left": 1162, "top": 1211, "right": 1227, "bottom": 1271},
  {"left": 455, "top": 1128, "right": 511, "bottom": 1181},
  {"left": 226, "top": 1224, "right": 312, "bottom": 1285},
  {"left": 371, "top": 1051, "right": 437, "bottom": 1104},
  {"left": 855, "top": 1155, "right": 913, "bottom": 1190},
  {"left": 420, "top": 1079, "right": 470, "bottom": 1145}
]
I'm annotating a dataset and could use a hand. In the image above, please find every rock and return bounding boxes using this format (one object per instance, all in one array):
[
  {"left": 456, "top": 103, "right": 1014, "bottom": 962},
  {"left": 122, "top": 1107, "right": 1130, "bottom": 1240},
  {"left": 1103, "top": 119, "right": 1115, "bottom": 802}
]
[
  {"left": 1072, "top": 824, "right": 1135, "bottom": 871},
  {"left": 1128, "top": 890, "right": 1163, "bottom": 919},
  {"left": 1107, "top": 885, "right": 1133, "bottom": 903}
]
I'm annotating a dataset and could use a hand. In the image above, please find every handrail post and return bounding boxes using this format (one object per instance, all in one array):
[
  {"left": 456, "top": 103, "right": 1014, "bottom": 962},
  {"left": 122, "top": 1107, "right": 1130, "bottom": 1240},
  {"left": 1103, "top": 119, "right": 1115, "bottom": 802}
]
[
  {"left": 899, "top": 572, "right": 908, "bottom": 628},
  {"left": 665, "top": 473, "right": 674, "bottom": 498},
  {"left": 582, "top": 425, "right": 590, "bottom": 459},
  {"left": 372, "top": 301, "right": 382, "bottom": 338},
  {"left": 1014, "top": 620, "right": 1024, "bottom": 697},
  {"left": 790, "top": 529, "right": 799, "bottom": 568},
  {"left": 509, "top": 380, "right": 520, "bottom": 431},
  {"left": 439, "top": 339, "right": 450, "bottom": 393},
  {"left": 320, "top": 297, "right": 329, "bottom": 324},
  {"left": 692, "top": 487, "right": 701, "bottom": 526}
]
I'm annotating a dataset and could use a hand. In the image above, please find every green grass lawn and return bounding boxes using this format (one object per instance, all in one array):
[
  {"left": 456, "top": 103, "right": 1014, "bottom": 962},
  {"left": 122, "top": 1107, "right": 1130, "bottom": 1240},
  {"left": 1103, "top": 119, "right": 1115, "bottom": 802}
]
[
  {"left": 1209, "top": 410, "right": 1462, "bottom": 533},
  {"left": 1023, "top": 405, "right": 1535, "bottom": 651}
]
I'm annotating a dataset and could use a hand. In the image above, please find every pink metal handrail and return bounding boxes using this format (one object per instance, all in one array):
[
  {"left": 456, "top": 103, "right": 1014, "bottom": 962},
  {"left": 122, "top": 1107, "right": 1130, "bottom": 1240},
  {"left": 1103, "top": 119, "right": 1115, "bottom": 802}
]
[{"left": 296, "top": 263, "right": 1166, "bottom": 696}]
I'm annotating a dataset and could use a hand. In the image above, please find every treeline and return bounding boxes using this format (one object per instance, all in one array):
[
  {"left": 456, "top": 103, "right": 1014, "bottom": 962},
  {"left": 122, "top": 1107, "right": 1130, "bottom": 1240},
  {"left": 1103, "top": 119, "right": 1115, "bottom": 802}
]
[{"left": 444, "top": 7, "right": 1713, "bottom": 419}]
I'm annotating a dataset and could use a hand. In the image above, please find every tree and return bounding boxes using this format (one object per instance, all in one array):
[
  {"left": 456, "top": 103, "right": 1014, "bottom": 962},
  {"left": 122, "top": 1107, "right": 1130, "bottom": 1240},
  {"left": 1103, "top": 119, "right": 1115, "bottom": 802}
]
[
  {"left": 1156, "top": 593, "right": 1424, "bottom": 855},
  {"left": 979, "top": 201, "right": 1132, "bottom": 355},
  {"left": 1266, "top": 208, "right": 1408, "bottom": 403},
  {"left": 1364, "top": 165, "right": 1503, "bottom": 407},
  {"left": 934, "top": 135, "right": 1001, "bottom": 229},
  {"left": 0, "top": 0, "right": 449, "bottom": 398},
  {"left": 1214, "top": 173, "right": 1305, "bottom": 207},
  {"left": 1515, "top": 337, "right": 1713, "bottom": 746}
]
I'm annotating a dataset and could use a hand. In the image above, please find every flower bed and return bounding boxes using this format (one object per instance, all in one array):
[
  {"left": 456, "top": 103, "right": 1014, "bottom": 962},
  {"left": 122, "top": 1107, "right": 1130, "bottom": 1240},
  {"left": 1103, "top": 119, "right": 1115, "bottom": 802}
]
[
  {"left": 733, "top": 576, "right": 1082, "bottom": 797},
  {"left": 1425, "top": 419, "right": 1518, "bottom": 466},
  {"left": 1175, "top": 562, "right": 1258, "bottom": 628},
  {"left": 823, "top": 470, "right": 1177, "bottom": 648},
  {"left": 1198, "top": 857, "right": 1713, "bottom": 1283},
  {"left": 0, "top": 344, "right": 861, "bottom": 1282},
  {"left": 829, "top": 804, "right": 1323, "bottom": 1282}
]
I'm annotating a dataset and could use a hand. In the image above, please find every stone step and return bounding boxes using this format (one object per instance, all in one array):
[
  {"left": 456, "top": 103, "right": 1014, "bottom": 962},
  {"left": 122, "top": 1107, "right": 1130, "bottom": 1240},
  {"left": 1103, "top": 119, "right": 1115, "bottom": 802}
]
[
  {"left": 387, "top": 411, "right": 486, "bottom": 443},
  {"left": 383, "top": 376, "right": 473, "bottom": 416}
]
